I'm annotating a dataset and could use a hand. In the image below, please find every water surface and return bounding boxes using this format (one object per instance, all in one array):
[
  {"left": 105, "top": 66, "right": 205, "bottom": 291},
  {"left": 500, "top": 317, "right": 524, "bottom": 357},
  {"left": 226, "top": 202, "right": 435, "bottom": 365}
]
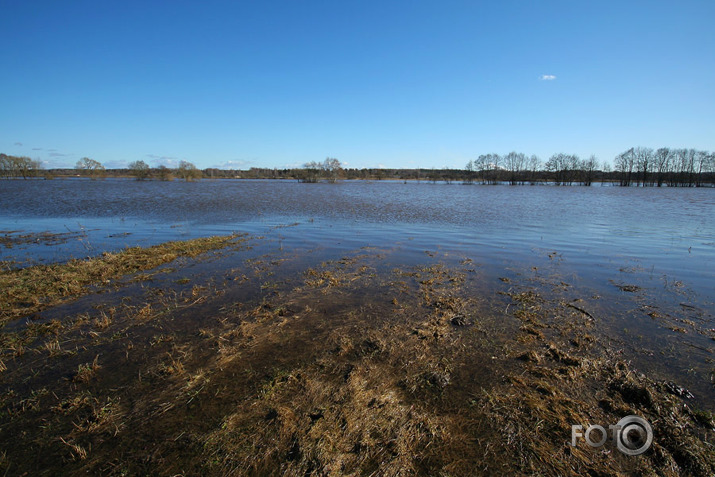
[{"left": 1, "top": 178, "right": 714, "bottom": 406}]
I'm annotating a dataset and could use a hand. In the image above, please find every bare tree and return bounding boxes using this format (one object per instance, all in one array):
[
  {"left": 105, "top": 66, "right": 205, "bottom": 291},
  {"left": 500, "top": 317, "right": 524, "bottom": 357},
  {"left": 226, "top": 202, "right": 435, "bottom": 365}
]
[
  {"left": 694, "top": 150, "right": 710, "bottom": 187},
  {"left": 156, "top": 165, "right": 173, "bottom": 181},
  {"left": 546, "top": 153, "right": 567, "bottom": 185},
  {"left": 633, "top": 147, "right": 653, "bottom": 186},
  {"left": 528, "top": 155, "right": 541, "bottom": 184},
  {"left": 504, "top": 152, "right": 527, "bottom": 185},
  {"left": 0, "top": 154, "right": 41, "bottom": 179},
  {"left": 128, "top": 160, "right": 150, "bottom": 180},
  {"left": 581, "top": 155, "right": 598, "bottom": 186},
  {"left": 321, "top": 157, "right": 343, "bottom": 183},
  {"left": 76, "top": 157, "right": 106, "bottom": 179},
  {"left": 654, "top": 147, "right": 671, "bottom": 187},
  {"left": 299, "top": 161, "right": 320, "bottom": 183},
  {"left": 176, "top": 160, "right": 202, "bottom": 181},
  {"left": 476, "top": 153, "right": 501, "bottom": 184},
  {"left": 614, "top": 148, "right": 635, "bottom": 186},
  {"left": 464, "top": 160, "right": 475, "bottom": 184}
]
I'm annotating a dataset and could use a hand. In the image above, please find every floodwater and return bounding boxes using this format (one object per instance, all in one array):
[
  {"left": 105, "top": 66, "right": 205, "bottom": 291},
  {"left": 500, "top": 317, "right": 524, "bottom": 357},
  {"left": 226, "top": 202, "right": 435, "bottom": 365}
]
[
  {"left": 1, "top": 178, "right": 713, "bottom": 291},
  {"left": 1, "top": 178, "right": 714, "bottom": 397},
  {"left": 2, "top": 178, "right": 715, "bottom": 474}
]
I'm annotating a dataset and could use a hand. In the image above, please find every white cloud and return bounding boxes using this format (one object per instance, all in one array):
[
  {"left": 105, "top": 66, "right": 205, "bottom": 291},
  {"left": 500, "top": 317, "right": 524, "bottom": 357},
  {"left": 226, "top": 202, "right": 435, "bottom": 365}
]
[
  {"left": 104, "top": 160, "right": 128, "bottom": 169},
  {"left": 146, "top": 154, "right": 179, "bottom": 167},
  {"left": 214, "top": 160, "right": 250, "bottom": 170},
  {"left": 539, "top": 74, "right": 557, "bottom": 81}
]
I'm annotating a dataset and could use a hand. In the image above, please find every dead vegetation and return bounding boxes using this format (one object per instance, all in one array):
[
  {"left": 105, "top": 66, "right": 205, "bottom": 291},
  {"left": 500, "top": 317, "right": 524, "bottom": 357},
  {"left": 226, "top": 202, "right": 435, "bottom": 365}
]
[
  {"left": 0, "top": 242, "right": 713, "bottom": 476},
  {"left": 0, "top": 234, "right": 246, "bottom": 323}
]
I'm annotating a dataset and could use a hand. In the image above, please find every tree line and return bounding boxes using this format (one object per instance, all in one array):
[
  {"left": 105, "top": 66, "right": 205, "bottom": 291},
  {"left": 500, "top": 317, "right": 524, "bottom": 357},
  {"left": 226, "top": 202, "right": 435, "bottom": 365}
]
[
  {"left": 1, "top": 148, "right": 713, "bottom": 186},
  {"left": 614, "top": 147, "right": 713, "bottom": 187},
  {"left": 0, "top": 154, "right": 43, "bottom": 179}
]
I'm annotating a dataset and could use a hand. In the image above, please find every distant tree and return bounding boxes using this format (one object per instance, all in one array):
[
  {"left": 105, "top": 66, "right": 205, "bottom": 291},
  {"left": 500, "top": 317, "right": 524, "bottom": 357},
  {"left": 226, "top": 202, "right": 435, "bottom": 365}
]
[
  {"left": 634, "top": 147, "right": 654, "bottom": 186},
  {"left": 0, "top": 153, "right": 10, "bottom": 178},
  {"left": 128, "top": 160, "right": 150, "bottom": 180},
  {"left": 673, "top": 148, "right": 696, "bottom": 187},
  {"left": 504, "top": 151, "right": 527, "bottom": 185},
  {"left": 614, "top": 148, "right": 635, "bottom": 186},
  {"left": 156, "top": 165, "right": 173, "bottom": 181},
  {"left": 475, "top": 153, "right": 501, "bottom": 184},
  {"left": 654, "top": 147, "right": 671, "bottom": 187},
  {"left": 464, "top": 160, "right": 475, "bottom": 184},
  {"left": 75, "top": 157, "right": 106, "bottom": 179},
  {"left": 443, "top": 167, "right": 453, "bottom": 184},
  {"left": 546, "top": 153, "right": 568, "bottom": 185},
  {"left": 176, "top": 160, "right": 202, "bottom": 181},
  {"left": 299, "top": 161, "right": 320, "bottom": 183},
  {"left": 321, "top": 157, "right": 343, "bottom": 183},
  {"left": 528, "top": 155, "right": 541, "bottom": 184},
  {"left": 298, "top": 158, "right": 343, "bottom": 183},
  {"left": 0, "top": 154, "right": 41, "bottom": 179},
  {"left": 16, "top": 156, "right": 42, "bottom": 179},
  {"left": 694, "top": 150, "right": 711, "bottom": 187},
  {"left": 581, "top": 155, "right": 599, "bottom": 186}
]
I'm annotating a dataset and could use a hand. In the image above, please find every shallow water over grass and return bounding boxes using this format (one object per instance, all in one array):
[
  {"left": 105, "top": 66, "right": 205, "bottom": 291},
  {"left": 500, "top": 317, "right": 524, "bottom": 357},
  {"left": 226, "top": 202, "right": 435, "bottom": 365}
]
[
  {"left": 1, "top": 179, "right": 714, "bottom": 474},
  {"left": 1, "top": 178, "right": 713, "bottom": 294},
  {"left": 0, "top": 235, "right": 713, "bottom": 475}
]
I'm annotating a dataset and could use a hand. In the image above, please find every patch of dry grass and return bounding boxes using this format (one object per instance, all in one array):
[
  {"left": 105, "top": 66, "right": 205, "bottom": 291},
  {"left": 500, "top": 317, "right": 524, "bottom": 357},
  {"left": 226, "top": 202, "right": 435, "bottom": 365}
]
[
  {"left": 0, "top": 234, "right": 245, "bottom": 323},
  {"left": 1, "top": 248, "right": 713, "bottom": 476}
]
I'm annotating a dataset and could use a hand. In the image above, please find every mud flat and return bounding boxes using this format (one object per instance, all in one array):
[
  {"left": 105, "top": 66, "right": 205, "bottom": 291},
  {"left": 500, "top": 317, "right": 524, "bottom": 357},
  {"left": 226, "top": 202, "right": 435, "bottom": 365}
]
[{"left": 0, "top": 234, "right": 713, "bottom": 476}]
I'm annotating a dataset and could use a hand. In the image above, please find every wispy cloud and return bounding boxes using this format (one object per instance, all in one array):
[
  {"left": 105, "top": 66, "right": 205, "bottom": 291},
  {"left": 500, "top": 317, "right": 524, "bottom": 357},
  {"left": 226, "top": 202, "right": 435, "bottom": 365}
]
[
  {"left": 32, "top": 147, "right": 43, "bottom": 151},
  {"left": 49, "top": 152, "right": 68, "bottom": 157},
  {"left": 14, "top": 142, "right": 23, "bottom": 147},
  {"left": 104, "top": 160, "right": 128, "bottom": 169},
  {"left": 146, "top": 154, "right": 179, "bottom": 167},
  {"left": 539, "top": 74, "right": 557, "bottom": 81},
  {"left": 214, "top": 160, "right": 250, "bottom": 170}
]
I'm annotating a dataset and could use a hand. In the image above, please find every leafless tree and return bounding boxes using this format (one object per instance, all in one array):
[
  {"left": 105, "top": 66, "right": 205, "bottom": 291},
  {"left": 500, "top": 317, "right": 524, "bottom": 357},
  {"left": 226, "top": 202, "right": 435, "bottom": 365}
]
[
  {"left": 528, "top": 155, "right": 541, "bottom": 184},
  {"left": 463, "top": 160, "right": 475, "bottom": 184},
  {"left": 504, "top": 151, "right": 527, "bottom": 185},
  {"left": 321, "top": 157, "right": 343, "bottom": 183},
  {"left": 128, "top": 160, "right": 150, "bottom": 180},
  {"left": 614, "top": 148, "right": 635, "bottom": 186},
  {"left": 176, "top": 160, "right": 202, "bottom": 181},
  {"left": 581, "top": 155, "right": 598, "bottom": 186},
  {"left": 654, "top": 147, "right": 671, "bottom": 187},
  {"left": 76, "top": 157, "right": 106, "bottom": 179}
]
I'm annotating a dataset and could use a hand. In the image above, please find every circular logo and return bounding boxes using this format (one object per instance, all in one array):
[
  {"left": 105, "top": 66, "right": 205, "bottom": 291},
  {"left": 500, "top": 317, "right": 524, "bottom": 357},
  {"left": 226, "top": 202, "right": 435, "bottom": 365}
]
[{"left": 615, "top": 415, "right": 653, "bottom": 456}]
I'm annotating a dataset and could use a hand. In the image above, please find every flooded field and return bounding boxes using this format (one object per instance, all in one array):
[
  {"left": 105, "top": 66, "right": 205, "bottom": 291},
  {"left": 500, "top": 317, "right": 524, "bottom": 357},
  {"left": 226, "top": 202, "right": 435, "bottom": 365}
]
[{"left": 1, "top": 179, "right": 714, "bottom": 475}]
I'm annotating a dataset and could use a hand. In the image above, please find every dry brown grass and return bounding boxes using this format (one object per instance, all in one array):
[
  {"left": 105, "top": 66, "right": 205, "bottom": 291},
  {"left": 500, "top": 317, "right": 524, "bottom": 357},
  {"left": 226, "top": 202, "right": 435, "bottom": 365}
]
[
  {"left": 0, "top": 234, "right": 245, "bottom": 323},
  {"left": 1, "top": 247, "right": 713, "bottom": 476}
]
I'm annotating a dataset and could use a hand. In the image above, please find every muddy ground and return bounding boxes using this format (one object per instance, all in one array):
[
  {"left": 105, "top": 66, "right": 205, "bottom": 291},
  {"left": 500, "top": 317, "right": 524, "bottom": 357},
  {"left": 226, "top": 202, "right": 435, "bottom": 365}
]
[{"left": 0, "top": 233, "right": 713, "bottom": 476}]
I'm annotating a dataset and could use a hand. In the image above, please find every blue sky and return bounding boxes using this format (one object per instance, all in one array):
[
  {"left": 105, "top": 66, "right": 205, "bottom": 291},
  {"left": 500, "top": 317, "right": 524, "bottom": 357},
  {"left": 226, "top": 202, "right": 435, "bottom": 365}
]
[{"left": 1, "top": 0, "right": 713, "bottom": 170}]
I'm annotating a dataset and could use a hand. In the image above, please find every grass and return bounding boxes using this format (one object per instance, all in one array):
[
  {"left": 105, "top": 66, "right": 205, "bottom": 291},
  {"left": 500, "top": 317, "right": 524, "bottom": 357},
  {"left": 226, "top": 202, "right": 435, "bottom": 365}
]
[
  {"left": 0, "top": 244, "right": 713, "bottom": 476},
  {"left": 0, "top": 234, "right": 245, "bottom": 324}
]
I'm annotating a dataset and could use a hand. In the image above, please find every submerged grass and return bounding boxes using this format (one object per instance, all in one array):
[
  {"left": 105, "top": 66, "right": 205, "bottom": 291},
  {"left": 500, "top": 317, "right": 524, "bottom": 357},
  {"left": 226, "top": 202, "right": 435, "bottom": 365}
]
[
  {"left": 0, "top": 234, "right": 245, "bottom": 324},
  {"left": 0, "top": 243, "right": 713, "bottom": 476}
]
